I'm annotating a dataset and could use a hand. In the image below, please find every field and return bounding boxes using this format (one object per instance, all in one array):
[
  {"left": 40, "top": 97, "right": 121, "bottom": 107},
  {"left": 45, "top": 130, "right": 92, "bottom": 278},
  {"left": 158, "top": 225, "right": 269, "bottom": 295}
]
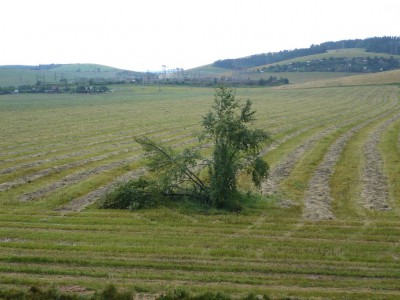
[{"left": 1, "top": 76, "right": 400, "bottom": 298}]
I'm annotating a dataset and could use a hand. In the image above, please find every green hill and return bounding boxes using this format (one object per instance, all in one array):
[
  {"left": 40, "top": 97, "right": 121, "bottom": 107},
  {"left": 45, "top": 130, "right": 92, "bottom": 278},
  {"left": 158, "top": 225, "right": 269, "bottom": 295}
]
[
  {"left": 252, "top": 48, "right": 400, "bottom": 70},
  {"left": 213, "top": 36, "right": 400, "bottom": 70},
  {"left": 0, "top": 63, "right": 143, "bottom": 86},
  {"left": 189, "top": 47, "right": 400, "bottom": 85}
]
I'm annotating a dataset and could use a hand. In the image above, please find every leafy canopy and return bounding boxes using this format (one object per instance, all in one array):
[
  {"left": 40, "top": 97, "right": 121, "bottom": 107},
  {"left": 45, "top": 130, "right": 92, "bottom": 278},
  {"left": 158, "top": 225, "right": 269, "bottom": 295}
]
[
  {"left": 202, "top": 86, "right": 271, "bottom": 208},
  {"left": 100, "top": 86, "right": 271, "bottom": 211}
]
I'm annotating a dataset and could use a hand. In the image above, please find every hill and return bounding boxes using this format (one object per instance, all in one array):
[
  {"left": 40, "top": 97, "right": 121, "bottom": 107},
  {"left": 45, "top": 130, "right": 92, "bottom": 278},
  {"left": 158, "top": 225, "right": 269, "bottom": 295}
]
[
  {"left": 189, "top": 46, "right": 400, "bottom": 85},
  {"left": 0, "top": 63, "right": 145, "bottom": 86},
  {"left": 212, "top": 36, "right": 400, "bottom": 70}
]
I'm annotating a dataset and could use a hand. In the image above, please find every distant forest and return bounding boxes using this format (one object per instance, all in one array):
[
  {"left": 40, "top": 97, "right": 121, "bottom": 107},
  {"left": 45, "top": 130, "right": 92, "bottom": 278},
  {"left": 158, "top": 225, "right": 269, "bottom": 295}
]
[{"left": 213, "top": 36, "right": 400, "bottom": 70}]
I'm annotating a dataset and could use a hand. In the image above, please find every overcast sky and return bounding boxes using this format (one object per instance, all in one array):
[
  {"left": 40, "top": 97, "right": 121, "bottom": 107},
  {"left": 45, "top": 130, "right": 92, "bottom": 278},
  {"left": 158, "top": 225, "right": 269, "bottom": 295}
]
[{"left": 1, "top": 0, "right": 399, "bottom": 71}]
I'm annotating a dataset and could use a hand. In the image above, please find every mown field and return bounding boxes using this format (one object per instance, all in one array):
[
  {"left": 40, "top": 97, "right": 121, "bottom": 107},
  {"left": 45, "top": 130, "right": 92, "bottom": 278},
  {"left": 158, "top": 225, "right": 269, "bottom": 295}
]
[{"left": 0, "top": 79, "right": 400, "bottom": 299}]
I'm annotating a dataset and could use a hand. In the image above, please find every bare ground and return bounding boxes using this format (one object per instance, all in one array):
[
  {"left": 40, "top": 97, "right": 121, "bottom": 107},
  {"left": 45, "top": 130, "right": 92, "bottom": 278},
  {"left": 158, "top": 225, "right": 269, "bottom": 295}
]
[{"left": 361, "top": 113, "right": 400, "bottom": 210}]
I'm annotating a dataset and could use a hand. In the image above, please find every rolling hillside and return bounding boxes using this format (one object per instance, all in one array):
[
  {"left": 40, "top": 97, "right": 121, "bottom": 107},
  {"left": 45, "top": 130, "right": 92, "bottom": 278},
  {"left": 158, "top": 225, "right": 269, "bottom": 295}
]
[
  {"left": 0, "top": 64, "right": 143, "bottom": 86},
  {"left": 189, "top": 49, "right": 400, "bottom": 85}
]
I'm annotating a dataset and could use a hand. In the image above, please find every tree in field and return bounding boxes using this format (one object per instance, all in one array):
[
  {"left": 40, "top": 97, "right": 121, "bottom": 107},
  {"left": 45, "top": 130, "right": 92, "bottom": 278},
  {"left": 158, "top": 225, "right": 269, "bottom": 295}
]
[
  {"left": 202, "top": 86, "right": 271, "bottom": 208},
  {"left": 100, "top": 86, "right": 271, "bottom": 211}
]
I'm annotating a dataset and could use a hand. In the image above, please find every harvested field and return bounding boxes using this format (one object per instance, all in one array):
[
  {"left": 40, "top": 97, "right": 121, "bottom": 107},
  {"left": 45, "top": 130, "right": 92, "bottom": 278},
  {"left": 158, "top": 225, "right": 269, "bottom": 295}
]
[
  {"left": 361, "top": 113, "right": 400, "bottom": 210},
  {"left": 0, "top": 85, "right": 400, "bottom": 299}
]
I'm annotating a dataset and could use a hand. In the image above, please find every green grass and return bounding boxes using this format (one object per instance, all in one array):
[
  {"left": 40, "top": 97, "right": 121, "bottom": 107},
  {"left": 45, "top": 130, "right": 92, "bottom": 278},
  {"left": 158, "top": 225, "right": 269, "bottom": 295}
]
[
  {"left": 0, "top": 84, "right": 400, "bottom": 299},
  {"left": 380, "top": 119, "right": 400, "bottom": 212}
]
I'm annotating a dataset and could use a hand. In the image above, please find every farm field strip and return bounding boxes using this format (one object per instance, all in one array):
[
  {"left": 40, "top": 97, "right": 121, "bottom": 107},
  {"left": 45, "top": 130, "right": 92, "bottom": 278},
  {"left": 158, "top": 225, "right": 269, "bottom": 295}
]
[
  {"left": 56, "top": 100, "right": 393, "bottom": 213},
  {"left": 18, "top": 134, "right": 201, "bottom": 204},
  {"left": 3, "top": 85, "right": 396, "bottom": 207},
  {"left": 0, "top": 131, "right": 197, "bottom": 193},
  {"left": 1, "top": 85, "right": 400, "bottom": 298},
  {"left": 56, "top": 126, "right": 319, "bottom": 212},
  {"left": 262, "top": 125, "right": 338, "bottom": 197},
  {"left": 55, "top": 168, "right": 147, "bottom": 212},
  {"left": 261, "top": 98, "right": 399, "bottom": 198},
  {"left": 0, "top": 210, "right": 400, "bottom": 298},
  {"left": 302, "top": 109, "right": 400, "bottom": 220},
  {"left": 361, "top": 113, "right": 400, "bottom": 210},
  {"left": 0, "top": 123, "right": 195, "bottom": 168}
]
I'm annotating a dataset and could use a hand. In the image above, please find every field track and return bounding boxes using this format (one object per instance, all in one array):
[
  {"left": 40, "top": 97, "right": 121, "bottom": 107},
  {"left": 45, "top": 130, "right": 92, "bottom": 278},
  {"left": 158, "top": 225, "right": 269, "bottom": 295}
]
[{"left": 0, "top": 85, "right": 400, "bottom": 299}]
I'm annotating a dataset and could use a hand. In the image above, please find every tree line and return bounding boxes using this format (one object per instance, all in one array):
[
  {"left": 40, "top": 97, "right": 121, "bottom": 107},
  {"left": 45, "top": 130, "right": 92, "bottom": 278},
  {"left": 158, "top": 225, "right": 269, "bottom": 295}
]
[
  {"left": 262, "top": 56, "right": 400, "bottom": 73},
  {"left": 213, "top": 36, "right": 400, "bottom": 70},
  {"left": 0, "top": 83, "right": 110, "bottom": 95}
]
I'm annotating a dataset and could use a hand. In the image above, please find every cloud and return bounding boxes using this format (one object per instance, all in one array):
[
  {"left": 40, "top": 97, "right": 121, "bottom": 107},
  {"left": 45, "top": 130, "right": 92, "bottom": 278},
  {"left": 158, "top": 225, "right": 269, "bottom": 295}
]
[{"left": 1, "top": 0, "right": 399, "bottom": 70}]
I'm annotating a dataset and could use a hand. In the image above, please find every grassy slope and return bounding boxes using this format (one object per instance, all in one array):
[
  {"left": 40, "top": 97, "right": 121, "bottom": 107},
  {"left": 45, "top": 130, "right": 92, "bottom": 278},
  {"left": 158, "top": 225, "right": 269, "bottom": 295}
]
[
  {"left": 0, "top": 79, "right": 400, "bottom": 298},
  {"left": 0, "top": 64, "right": 138, "bottom": 86},
  {"left": 189, "top": 49, "right": 400, "bottom": 84},
  {"left": 251, "top": 48, "right": 400, "bottom": 70}
]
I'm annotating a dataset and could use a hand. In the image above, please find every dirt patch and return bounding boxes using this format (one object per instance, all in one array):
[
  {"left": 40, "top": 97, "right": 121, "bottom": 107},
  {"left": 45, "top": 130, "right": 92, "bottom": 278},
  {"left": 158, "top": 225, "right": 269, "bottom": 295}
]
[{"left": 361, "top": 113, "right": 400, "bottom": 210}]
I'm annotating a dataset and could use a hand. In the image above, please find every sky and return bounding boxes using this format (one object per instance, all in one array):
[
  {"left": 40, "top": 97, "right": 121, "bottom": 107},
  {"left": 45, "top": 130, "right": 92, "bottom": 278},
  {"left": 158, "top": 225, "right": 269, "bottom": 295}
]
[{"left": 1, "top": 0, "right": 399, "bottom": 71}]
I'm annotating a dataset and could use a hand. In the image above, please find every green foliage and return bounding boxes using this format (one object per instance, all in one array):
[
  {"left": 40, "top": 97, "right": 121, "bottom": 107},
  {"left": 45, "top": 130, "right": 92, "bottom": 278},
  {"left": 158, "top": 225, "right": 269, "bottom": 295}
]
[
  {"left": 156, "top": 289, "right": 273, "bottom": 300},
  {"left": 213, "top": 36, "right": 400, "bottom": 69},
  {"left": 94, "top": 284, "right": 132, "bottom": 300},
  {"left": 100, "top": 86, "right": 270, "bottom": 211},
  {"left": 136, "top": 137, "right": 206, "bottom": 195},
  {"left": 0, "top": 285, "right": 85, "bottom": 300},
  {"left": 263, "top": 56, "right": 400, "bottom": 73},
  {"left": 98, "top": 178, "right": 158, "bottom": 210},
  {"left": 0, "top": 285, "right": 134, "bottom": 300},
  {"left": 202, "top": 86, "right": 271, "bottom": 209}
]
